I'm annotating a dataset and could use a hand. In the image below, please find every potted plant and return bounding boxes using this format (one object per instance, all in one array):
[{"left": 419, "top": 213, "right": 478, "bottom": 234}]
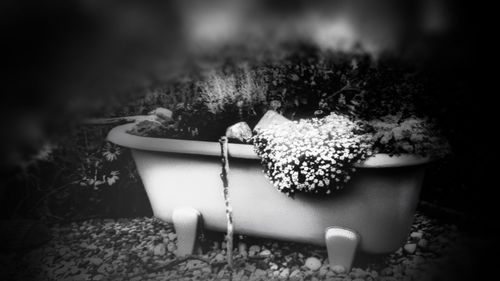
[{"left": 107, "top": 50, "right": 449, "bottom": 270}]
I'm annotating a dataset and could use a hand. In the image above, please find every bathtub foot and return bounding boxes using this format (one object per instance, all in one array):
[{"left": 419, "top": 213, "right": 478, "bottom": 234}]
[
  {"left": 172, "top": 208, "right": 202, "bottom": 257},
  {"left": 325, "top": 227, "right": 360, "bottom": 272}
]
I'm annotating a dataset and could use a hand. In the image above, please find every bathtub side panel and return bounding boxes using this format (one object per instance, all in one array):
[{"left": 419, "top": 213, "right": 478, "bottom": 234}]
[
  {"left": 132, "top": 150, "right": 228, "bottom": 231},
  {"left": 132, "top": 149, "right": 425, "bottom": 254}
]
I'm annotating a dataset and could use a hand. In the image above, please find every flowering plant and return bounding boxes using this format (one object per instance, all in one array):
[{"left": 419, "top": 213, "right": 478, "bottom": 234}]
[{"left": 253, "top": 113, "right": 373, "bottom": 197}]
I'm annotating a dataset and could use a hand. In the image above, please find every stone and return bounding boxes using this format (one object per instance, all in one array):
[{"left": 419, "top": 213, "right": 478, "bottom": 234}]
[
  {"left": 167, "top": 242, "right": 176, "bottom": 252},
  {"left": 410, "top": 232, "right": 423, "bottom": 240},
  {"left": 153, "top": 243, "right": 166, "bottom": 256},
  {"left": 270, "top": 100, "right": 282, "bottom": 110},
  {"left": 305, "top": 257, "right": 322, "bottom": 271},
  {"left": 418, "top": 239, "right": 428, "bottom": 248},
  {"left": 254, "top": 269, "right": 267, "bottom": 277},
  {"left": 238, "top": 242, "right": 247, "bottom": 253},
  {"left": 332, "top": 265, "right": 346, "bottom": 274},
  {"left": 253, "top": 110, "right": 291, "bottom": 132},
  {"left": 279, "top": 268, "right": 290, "bottom": 279},
  {"left": 245, "top": 263, "right": 256, "bottom": 273},
  {"left": 350, "top": 268, "right": 367, "bottom": 279},
  {"left": 289, "top": 269, "right": 303, "bottom": 281},
  {"left": 213, "top": 253, "right": 225, "bottom": 262},
  {"left": 186, "top": 259, "right": 204, "bottom": 270},
  {"left": 149, "top": 107, "right": 173, "bottom": 120},
  {"left": 259, "top": 249, "right": 272, "bottom": 257},
  {"left": 249, "top": 245, "right": 261, "bottom": 256},
  {"left": 89, "top": 257, "right": 103, "bottom": 266},
  {"left": 226, "top": 122, "right": 253, "bottom": 142},
  {"left": 318, "top": 265, "right": 329, "bottom": 277},
  {"left": 404, "top": 244, "right": 417, "bottom": 254}
]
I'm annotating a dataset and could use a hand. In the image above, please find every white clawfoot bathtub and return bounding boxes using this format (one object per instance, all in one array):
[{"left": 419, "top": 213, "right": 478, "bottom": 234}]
[{"left": 108, "top": 123, "right": 429, "bottom": 270}]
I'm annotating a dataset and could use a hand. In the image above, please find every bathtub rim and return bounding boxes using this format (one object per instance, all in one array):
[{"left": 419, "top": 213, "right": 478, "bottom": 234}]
[{"left": 107, "top": 123, "right": 431, "bottom": 168}]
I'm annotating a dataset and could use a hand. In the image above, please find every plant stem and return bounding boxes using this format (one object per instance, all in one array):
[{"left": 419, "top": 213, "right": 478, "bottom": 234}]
[{"left": 219, "top": 136, "right": 233, "bottom": 281}]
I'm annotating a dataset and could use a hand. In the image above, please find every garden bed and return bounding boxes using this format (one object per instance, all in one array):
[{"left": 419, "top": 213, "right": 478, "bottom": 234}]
[{"left": 1, "top": 213, "right": 464, "bottom": 281}]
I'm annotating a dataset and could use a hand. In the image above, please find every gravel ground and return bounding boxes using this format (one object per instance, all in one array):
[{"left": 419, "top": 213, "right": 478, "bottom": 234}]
[{"left": 0, "top": 213, "right": 466, "bottom": 281}]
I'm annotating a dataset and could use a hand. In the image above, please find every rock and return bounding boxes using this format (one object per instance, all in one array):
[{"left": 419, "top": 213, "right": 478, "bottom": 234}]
[
  {"left": 289, "top": 269, "right": 303, "bottom": 281},
  {"left": 279, "top": 268, "right": 290, "bottom": 278},
  {"left": 305, "top": 257, "right": 322, "bottom": 271},
  {"left": 332, "top": 265, "right": 346, "bottom": 274},
  {"left": 238, "top": 242, "right": 247, "bottom": 253},
  {"left": 259, "top": 249, "right": 272, "bottom": 257},
  {"left": 418, "top": 239, "right": 428, "bottom": 248},
  {"left": 249, "top": 245, "right": 261, "bottom": 256},
  {"left": 213, "top": 253, "right": 225, "bottom": 262},
  {"left": 186, "top": 259, "right": 204, "bottom": 270},
  {"left": 254, "top": 269, "right": 267, "bottom": 277},
  {"left": 381, "top": 267, "right": 393, "bottom": 276},
  {"left": 351, "top": 268, "right": 367, "bottom": 279},
  {"left": 93, "top": 274, "right": 104, "bottom": 281},
  {"left": 153, "top": 243, "right": 166, "bottom": 256},
  {"left": 253, "top": 110, "right": 291, "bottom": 132},
  {"left": 404, "top": 244, "right": 417, "bottom": 254},
  {"left": 226, "top": 122, "right": 253, "bottom": 142},
  {"left": 89, "top": 257, "right": 103, "bottom": 266},
  {"left": 318, "top": 265, "right": 329, "bottom": 277},
  {"left": 245, "top": 263, "right": 256, "bottom": 273},
  {"left": 167, "top": 242, "right": 176, "bottom": 252},
  {"left": 149, "top": 107, "right": 173, "bottom": 120},
  {"left": 270, "top": 100, "right": 282, "bottom": 111},
  {"left": 410, "top": 232, "right": 423, "bottom": 240}
]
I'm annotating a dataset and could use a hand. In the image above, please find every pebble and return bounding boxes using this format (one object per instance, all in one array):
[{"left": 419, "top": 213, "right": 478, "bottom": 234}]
[
  {"left": 318, "top": 265, "right": 329, "bottom": 277},
  {"left": 254, "top": 269, "right": 267, "bottom": 277},
  {"left": 351, "top": 268, "right": 367, "bottom": 279},
  {"left": 249, "top": 245, "right": 261, "bottom": 253},
  {"left": 279, "top": 268, "right": 290, "bottom": 278},
  {"left": 2, "top": 213, "right": 463, "bottom": 281},
  {"left": 238, "top": 242, "right": 247, "bottom": 253},
  {"left": 410, "top": 232, "right": 423, "bottom": 239},
  {"left": 404, "top": 244, "right": 417, "bottom": 254},
  {"left": 289, "top": 269, "right": 303, "bottom": 281},
  {"left": 305, "top": 257, "right": 322, "bottom": 271},
  {"left": 245, "top": 263, "right": 256, "bottom": 273},
  {"left": 153, "top": 244, "right": 166, "bottom": 256},
  {"left": 167, "top": 242, "right": 176, "bottom": 252},
  {"left": 89, "top": 258, "right": 103, "bottom": 266},
  {"left": 418, "top": 239, "right": 428, "bottom": 248},
  {"left": 332, "top": 265, "right": 346, "bottom": 274},
  {"left": 213, "top": 253, "right": 225, "bottom": 262},
  {"left": 259, "top": 249, "right": 272, "bottom": 257}
]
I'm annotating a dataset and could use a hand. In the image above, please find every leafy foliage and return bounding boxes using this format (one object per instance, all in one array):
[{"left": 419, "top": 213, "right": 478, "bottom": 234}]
[{"left": 365, "top": 115, "right": 451, "bottom": 157}]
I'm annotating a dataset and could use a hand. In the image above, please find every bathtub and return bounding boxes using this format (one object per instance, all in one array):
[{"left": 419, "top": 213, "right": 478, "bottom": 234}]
[{"left": 108, "top": 123, "right": 429, "bottom": 269}]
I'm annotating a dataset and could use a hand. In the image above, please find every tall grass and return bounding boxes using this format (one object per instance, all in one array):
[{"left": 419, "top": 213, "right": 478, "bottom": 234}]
[{"left": 199, "top": 67, "right": 267, "bottom": 114}]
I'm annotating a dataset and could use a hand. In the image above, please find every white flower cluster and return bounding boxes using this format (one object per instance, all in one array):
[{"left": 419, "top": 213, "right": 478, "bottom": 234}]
[{"left": 253, "top": 113, "right": 373, "bottom": 197}]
